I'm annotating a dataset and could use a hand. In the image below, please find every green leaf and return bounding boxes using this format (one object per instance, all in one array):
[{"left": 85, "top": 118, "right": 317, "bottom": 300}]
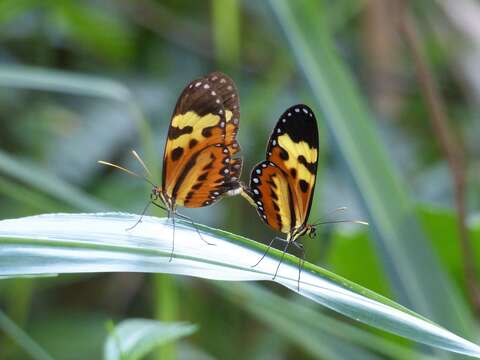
[
  {"left": 104, "top": 319, "right": 197, "bottom": 360},
  {"left": 268, "top": 0, "right": 474, "bottom": 341},
  {"left": 220, "top": 283, "right": 435, "bottom": 360},
  {"left": 0, "top": 310, "right": 54, "bottom": 360},
  {"left": 1, "top": 213, "right": 480, "bottom": 358},
  {"left": 0, "top": 150, "right": 107, "bottom": 212},
  {"left": 0, "top": 64, "right": 131, "bottom": 101}
]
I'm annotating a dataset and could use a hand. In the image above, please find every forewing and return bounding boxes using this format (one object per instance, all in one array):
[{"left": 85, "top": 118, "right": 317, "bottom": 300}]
[
  {"left": 162, "top": 72, "right": 242, "bottom": 202},
  {"left": 248, "top": 161, "right": 295, "bottom": 234},
  {"left": 265, "top": 104, "right": 319, "bottom": 228}
]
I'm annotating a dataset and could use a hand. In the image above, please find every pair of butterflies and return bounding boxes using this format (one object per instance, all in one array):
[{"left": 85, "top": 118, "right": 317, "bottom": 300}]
[{"left": 100, "top": 71, "right": 353, "bottom": 288}]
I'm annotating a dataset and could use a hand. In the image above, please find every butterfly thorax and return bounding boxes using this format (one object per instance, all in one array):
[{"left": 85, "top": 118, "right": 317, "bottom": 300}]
[{"left": 290, "top": 224, "right": 316, "bottom": 242}]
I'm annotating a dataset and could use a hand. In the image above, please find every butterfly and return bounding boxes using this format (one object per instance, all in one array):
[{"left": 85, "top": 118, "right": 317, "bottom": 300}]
[
  {"left": 241, "top": 104, "right": 366, "bottom": 289},
  {"left": 99, "top": 71, "right": 243, "bottom": 260}
]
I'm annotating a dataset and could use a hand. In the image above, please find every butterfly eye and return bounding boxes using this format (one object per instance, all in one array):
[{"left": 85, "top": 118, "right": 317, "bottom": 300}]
[{"left": 150, "top": 187, "right": 160, "bottom": 201}]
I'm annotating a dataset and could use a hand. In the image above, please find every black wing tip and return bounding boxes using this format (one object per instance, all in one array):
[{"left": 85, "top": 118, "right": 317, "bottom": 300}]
[{"left": 266, "top": 104, "right": 319, "bottom": 152}]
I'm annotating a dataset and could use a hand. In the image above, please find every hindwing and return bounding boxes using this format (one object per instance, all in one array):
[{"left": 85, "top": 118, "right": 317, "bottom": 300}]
[{"left": 248, "top": 161, "right": 295, "bottom": 233}]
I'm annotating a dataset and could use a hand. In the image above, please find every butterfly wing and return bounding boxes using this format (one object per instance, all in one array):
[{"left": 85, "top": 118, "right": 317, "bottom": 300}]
[
  {"left": 246, "top": 161, "right": 295, "bottom": 233},
  {"left": 208, "top": 71, "right": 241, "bottom": 156},
  {"left": 207, "top": 72, "right": 242, "bottom": 182},
  {"left": 248, "top": 104, "right": 319, "bottom": 233},
  {"left": 162, "top": 72, "right": 242, "bottom": 208}
]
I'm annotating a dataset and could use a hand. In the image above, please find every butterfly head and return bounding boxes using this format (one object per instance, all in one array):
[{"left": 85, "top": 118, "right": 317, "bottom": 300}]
[
  {"left": 150, "top": 186, "right": 162, "bottom": 201},
  {"left": 305, "top": 224, "right": 317, "bottom": 239}
]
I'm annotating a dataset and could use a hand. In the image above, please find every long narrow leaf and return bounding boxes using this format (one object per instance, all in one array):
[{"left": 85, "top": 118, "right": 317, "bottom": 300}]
[
  {"left": 220, "top": 283, "right": 436, "bottom": 360},
  {"left": 0, "top": 213, "right": 479, "bottom": 357},
  {"left": 0, "top": 150, "right": 107, "bottom": 212},
  {"left": 0, "top": 64, "right": 131, "bottom": 102},
  {"left": 0, "top": 310, "right": 54, "bottom": 360}
]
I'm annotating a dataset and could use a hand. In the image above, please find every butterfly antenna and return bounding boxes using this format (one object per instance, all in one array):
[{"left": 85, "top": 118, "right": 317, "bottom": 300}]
[
  {"left": 97, "top": 160, "right": 157, "bottom": 188},
  {"left": 312, "top": 206, "right": 348, "bottom": 225},
  {"left": 131, "top": 150, "right": 153, "bottom": 178}
]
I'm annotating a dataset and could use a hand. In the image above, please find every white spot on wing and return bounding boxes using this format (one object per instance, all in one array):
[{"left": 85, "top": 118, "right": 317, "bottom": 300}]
[{"left": 195, "top": 82, "right": 202, "bottom": 87}]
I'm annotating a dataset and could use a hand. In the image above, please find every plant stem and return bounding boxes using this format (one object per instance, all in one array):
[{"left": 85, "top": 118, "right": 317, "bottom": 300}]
[
  {"left": 154, "top": 275, "right": 178, "bottom": 360},
  {"left": 398, "top": 2, "right": 480, "bottom": 314}
]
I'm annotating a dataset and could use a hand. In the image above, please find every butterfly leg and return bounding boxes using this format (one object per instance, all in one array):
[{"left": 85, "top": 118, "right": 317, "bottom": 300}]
[
  {"left": 169, "top": 212, "right": 176, "bottom": 262},
  {"left": 150, "top": 202, "right": 168, "bottom": 212},
  {"left": 126, "top": 200, "right": 152, "bottom": 231},
  {"left": 174, "top": 211, "right": 215, "bottom": 246},
  {"left": 252, "top": 236, "right": 286, "bottom": 268},
  {"left": 273, "top": 240, "right": 291, "bottom": 281},
  {"left": 292, "top": 242, "right": 305, "bottom": 291}
]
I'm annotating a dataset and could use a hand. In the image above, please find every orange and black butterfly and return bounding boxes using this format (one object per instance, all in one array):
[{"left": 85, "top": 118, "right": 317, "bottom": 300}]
[
  {"left": 241, "top": 104, "right": 366, "bottom": 288},
  {"left": 100, "top": 71, "right": 242, "bottom": 259}
]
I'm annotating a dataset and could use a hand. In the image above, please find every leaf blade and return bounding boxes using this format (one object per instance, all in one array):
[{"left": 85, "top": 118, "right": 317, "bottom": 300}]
[{"left": 0, "top": 212, "right": 479, "bottom": 358}]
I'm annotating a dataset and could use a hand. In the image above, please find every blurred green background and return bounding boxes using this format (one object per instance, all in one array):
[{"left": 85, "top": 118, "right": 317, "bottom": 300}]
[{"left": 1, "top": 0, "right": 480, "bottom": 359}]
